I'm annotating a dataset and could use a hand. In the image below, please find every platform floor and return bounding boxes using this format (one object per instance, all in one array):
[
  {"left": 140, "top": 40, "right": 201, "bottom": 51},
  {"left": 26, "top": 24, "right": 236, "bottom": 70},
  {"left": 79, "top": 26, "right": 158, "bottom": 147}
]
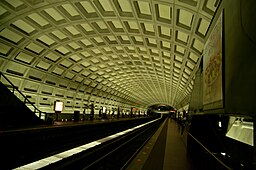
[
  {"left": 127, "top": 118, "right": 195, "bottom": 170},
  {"left": 2, "top": 117, "right": 138, "bottom": 133},
  {"left": 163, "top": 118, "right": 194, "bottom": 170}
]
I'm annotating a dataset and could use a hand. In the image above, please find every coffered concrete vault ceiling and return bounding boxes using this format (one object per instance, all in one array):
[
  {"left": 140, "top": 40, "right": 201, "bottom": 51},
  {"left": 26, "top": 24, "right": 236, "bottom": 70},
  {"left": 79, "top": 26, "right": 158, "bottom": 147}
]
[{"left": 0, "top": 0, "right": 220, "bottom": 111}]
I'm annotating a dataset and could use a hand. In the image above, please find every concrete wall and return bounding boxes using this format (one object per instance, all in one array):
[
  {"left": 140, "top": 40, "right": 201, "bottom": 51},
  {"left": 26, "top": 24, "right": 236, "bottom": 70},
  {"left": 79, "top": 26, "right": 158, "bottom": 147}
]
[
  {"left": 223, "top": 0, "right": 256, "bottom": 115},
  {"left": 204, "top": 0, "right": 256, "bottom": 115}
]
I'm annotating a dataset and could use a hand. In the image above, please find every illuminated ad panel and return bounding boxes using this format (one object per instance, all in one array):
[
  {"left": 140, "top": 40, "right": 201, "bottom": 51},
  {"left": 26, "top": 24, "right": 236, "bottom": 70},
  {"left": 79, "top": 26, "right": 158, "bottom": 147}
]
[
  {"left": 203, "top": 11, "right": 223, "bottom": 108},
  {"left": 54, "top": 101, "right": 64, "bottom": 112},
  {"left": 226, "top": 117, "right": 254, "bottom": 146},
  {"left": 102, "top": 107, "right": 106, "bottom": 113}
]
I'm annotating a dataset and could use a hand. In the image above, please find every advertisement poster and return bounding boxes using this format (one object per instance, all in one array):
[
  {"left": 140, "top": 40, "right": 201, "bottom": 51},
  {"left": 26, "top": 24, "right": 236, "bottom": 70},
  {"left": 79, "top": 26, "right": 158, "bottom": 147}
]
[
  {"left": 203, "top": 12, "right": 223, "bottom": 107},
  {"left": 54, "top": 101, "right": 64, "bottom": 112}
]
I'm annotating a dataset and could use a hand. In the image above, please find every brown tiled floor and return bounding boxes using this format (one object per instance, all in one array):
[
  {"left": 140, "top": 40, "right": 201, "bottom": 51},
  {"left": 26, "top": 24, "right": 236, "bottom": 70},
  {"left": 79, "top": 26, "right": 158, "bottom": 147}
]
[
  {"left": 126, "top": 118, "right": 195, "bottom": 170},
  {"left": 163, "top": 118, "right": 194, "bottom": 170}
]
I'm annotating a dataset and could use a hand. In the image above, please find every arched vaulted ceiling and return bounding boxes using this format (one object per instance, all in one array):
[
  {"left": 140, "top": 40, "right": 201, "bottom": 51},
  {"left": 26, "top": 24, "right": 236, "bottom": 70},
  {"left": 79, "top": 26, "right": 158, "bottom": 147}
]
[{"left": 0, "top": 0, "right": 220, "bottom": 112}]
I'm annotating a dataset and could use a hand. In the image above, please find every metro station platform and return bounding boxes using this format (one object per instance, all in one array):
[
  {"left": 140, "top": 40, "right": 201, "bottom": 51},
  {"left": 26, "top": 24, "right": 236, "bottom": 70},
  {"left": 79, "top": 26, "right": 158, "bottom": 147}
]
[
  {"left": 126, "top": 118, "right": 195, "bottom": 170},
  {"left": 1, "top": 116, "right": 139, "bottom": 132},
  {"left": 2, "top": 115, "right": 252, "bottom": 169}
]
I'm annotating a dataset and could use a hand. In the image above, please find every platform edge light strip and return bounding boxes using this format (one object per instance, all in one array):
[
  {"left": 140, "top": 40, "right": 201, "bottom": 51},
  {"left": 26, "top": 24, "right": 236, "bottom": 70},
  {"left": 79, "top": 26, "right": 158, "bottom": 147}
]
[{"left": 14, "top": 118, "right": 161, "bottom": 170}]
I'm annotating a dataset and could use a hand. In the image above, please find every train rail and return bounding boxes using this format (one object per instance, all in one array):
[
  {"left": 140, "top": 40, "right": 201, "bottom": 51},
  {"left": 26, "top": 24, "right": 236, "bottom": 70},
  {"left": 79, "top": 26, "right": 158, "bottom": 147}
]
[
  {"left": 1, "top": 117, "right": 158, "bottom": 169},
  {"left": 14, "top": 117, "right": 164, "bottom": 170}
]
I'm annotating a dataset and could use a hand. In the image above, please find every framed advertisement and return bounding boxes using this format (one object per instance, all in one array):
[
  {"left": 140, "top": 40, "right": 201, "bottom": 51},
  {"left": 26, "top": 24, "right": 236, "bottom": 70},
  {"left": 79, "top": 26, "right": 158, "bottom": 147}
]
[
  {"left": 54, "top": 100, "right": 64, "bottom": 112},
  {"left": 203, "top": 10, "right": 224, "bottom": 110}
]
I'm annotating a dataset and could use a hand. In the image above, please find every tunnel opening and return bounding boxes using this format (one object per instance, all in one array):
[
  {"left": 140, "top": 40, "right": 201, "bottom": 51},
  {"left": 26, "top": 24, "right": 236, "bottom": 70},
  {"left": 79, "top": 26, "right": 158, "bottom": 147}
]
[{"left": 147, "top": 104, "right": 175, "bottom": 115}]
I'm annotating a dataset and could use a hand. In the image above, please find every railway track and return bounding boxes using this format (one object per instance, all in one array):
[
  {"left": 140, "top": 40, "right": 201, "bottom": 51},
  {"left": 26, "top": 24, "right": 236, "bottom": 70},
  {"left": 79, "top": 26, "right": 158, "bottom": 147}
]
[
  {"left": 40, "top": 117, "right": 164, "bottom": 170},
  {"left": 2, "top": 117, "right": 158, "bottom": 169}
]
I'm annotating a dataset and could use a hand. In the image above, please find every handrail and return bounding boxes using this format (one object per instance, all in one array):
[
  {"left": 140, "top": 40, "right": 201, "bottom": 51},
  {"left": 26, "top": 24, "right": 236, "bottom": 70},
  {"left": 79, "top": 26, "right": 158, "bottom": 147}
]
[
  {"left": 186, "top": 130, "right": 232, "bottom": 170},
  {"left": 0, "top": 72, "right": 45, "bottom": 119}
]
